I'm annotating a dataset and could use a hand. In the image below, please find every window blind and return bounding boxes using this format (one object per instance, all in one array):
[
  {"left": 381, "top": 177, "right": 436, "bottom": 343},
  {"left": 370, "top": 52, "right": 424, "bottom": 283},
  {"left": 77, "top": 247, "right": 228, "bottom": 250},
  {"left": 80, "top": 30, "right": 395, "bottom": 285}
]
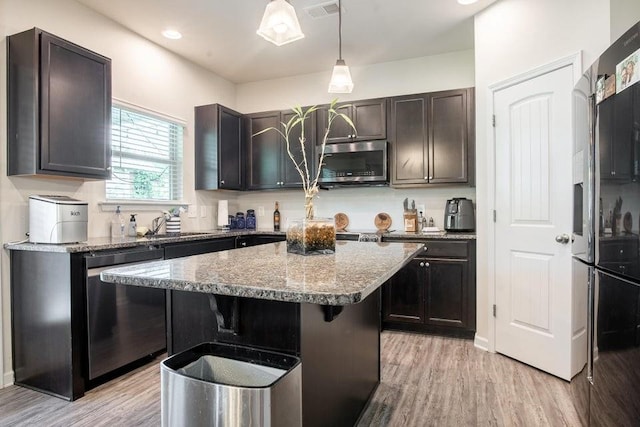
[{"left": 106, "top": 106, "right": 183, "bottom": 201}]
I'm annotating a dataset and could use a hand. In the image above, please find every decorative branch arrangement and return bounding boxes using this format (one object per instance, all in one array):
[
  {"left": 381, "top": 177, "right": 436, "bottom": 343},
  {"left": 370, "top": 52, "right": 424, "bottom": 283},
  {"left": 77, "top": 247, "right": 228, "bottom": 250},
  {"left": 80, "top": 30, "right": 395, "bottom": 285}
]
[{"left": 255, "top": 99, "right": 355, "bottom": 219}]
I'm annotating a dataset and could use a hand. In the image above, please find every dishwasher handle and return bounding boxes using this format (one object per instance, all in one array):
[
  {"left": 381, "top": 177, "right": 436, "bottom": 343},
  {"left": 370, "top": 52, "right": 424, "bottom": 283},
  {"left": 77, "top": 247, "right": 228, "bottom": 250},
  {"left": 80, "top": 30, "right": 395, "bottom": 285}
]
[
  {"left": 88, "top": 259, "right": 164, "bottom": 277},
  {"left": 85, "top": 246, "right": 164, "bottom": 269}
]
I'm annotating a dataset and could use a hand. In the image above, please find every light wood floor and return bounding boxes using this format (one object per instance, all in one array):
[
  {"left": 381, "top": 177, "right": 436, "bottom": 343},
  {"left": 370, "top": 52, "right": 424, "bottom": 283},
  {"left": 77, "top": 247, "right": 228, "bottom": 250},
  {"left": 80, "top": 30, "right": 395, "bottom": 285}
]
[{"left": 0, "top": 331, "right": 580, "bottom": 426}]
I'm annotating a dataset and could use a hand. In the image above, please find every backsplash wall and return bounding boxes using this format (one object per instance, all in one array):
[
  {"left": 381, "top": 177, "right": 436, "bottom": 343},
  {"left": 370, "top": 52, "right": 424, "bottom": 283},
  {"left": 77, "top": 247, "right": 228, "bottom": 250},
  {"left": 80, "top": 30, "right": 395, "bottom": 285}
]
[{"left": 232, "top": 186, "right": 476, "bottom": 232}]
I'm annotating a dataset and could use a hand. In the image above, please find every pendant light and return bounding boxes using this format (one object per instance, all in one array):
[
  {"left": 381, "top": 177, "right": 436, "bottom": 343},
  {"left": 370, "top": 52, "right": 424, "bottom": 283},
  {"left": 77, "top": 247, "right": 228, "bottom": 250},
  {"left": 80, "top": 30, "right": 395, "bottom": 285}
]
[
  {"left": 328, "top": 0, "right": 353, "bottom": 93},
  {"left": 257, "top": 0, "right": 305, "bottom": 46}
]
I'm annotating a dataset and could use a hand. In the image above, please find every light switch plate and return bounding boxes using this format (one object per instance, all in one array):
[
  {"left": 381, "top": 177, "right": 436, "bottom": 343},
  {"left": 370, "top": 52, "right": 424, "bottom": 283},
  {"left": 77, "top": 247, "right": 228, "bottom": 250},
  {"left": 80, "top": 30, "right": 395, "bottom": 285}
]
[
  {"left": 187, "top": 205, "right": 197, "bottom": 218},
  {"left": 258, "top": 206, "right": 265, "bottom": 217}
]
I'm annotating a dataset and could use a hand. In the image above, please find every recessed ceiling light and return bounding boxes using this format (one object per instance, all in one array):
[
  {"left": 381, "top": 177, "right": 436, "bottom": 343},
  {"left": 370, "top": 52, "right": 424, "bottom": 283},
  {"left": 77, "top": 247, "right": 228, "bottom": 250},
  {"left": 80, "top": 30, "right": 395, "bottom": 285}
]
[
  {"left": 162, "top": 29, "right": 182, "bottom": 40},
  {"left": 457, "top": 0, "right": 478, "bottom": 4}
]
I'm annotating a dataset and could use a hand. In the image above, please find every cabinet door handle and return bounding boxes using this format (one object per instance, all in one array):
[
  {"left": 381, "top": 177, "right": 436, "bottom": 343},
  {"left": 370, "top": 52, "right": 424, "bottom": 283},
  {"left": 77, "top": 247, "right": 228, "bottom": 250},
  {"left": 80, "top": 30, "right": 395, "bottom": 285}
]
[
  {"left": 424, "top": 176, "right": 429, "bottom": 180},
  {"left": 429, "top": 176, "right": 433, "bottom": 180},
  {"left": 611, "top": 171, "right": 616, "bottom": 176},
  {"left": 419, "top": 262, "right": 425, "bottom": 267},
  {"left": 220, "top": 180, "right": 225, "bottom": 184},
  {"left": 424, "top": 262, "right": 430, "bottom": 268}
]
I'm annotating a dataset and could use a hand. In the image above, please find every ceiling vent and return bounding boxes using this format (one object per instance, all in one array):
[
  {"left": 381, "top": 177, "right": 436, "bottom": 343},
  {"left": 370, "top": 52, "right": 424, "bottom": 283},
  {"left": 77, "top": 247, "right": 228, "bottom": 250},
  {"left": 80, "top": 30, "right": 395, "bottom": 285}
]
[{"left": 304, "top": 1, "right": 341, "bottom": 19}]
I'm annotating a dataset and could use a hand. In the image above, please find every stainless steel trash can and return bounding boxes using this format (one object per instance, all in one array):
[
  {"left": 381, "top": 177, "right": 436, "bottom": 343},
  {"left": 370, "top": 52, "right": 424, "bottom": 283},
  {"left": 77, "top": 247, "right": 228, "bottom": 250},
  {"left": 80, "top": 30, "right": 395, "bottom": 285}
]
[{"left": 161, "top": 342, "right": 301, "bottom": 427}]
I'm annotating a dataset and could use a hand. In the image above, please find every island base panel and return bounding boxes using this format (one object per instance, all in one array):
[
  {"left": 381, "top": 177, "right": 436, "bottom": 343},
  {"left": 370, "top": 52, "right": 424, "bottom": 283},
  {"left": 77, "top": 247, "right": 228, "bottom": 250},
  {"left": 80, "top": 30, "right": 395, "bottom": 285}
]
[{"left": 300, "top": 289, "right": 381, "bottom": 427}]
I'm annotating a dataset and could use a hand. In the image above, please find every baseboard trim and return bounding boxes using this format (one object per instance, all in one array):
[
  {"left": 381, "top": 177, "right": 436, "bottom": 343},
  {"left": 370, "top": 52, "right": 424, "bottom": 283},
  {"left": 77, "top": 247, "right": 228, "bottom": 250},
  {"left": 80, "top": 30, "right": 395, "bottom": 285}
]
[
  {"left": 474, "top": 334, "right": 489, "bottom": 352},
  {"left": 3, "top": 370, "right": 15, "bottom": 388}
]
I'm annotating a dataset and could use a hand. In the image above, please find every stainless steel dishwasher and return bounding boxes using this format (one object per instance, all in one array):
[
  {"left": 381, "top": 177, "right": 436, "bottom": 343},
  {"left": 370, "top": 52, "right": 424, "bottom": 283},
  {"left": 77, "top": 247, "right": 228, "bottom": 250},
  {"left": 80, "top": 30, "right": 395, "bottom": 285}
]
[{"left": 85, "top": 245, "right": 166, "bottom": 380}]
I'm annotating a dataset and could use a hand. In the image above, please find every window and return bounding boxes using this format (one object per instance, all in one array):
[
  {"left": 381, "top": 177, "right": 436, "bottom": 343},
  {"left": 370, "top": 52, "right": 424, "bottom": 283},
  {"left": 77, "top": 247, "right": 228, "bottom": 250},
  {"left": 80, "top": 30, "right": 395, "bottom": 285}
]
[{"left": 106, "top": 105, "right": 184, "bottom": 201}]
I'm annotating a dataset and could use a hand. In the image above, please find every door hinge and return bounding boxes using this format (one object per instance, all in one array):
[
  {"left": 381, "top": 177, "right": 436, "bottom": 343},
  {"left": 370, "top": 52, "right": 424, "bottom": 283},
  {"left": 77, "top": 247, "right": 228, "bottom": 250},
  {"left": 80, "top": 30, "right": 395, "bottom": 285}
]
[
  {"left": 492, "top": 115, "right": 496, "bottom": 127},
  {"left": 493, "top": 304, "right": 497, "bottom": 317},
  {"left": 493, "top": 210, "right": 496, "bottom": 223}
]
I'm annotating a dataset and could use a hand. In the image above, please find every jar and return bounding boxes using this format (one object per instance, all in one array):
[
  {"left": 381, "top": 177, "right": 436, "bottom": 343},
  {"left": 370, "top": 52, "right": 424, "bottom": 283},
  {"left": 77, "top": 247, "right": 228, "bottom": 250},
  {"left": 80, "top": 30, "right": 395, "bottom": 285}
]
[
  {"left": 235, "top": 212, "right": 246, "bottom": 229},
  {"left": 228, "top": 214, "right": 237, "bottom": 229},
  {"left": 246, "top": 209, "right": 256, "bottom": 230}
]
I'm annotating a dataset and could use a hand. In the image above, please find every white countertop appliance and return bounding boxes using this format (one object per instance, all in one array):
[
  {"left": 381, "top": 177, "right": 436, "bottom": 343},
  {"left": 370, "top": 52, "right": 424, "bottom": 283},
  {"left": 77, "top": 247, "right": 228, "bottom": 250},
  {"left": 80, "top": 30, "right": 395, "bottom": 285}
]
[{"left": 29, "top": 195, "right": 88, "bottom": 243}]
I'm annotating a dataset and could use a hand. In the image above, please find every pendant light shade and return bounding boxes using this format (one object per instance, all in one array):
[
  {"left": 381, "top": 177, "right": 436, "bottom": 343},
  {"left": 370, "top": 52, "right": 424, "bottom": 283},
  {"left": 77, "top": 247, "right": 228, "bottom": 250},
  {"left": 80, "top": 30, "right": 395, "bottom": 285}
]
[
  {"left": 328, "top": 0, "right": 353, "bottom": 93},
  {"left": 328, "top": 59, "right": 354, "bottom": 93},
  {"left": 257, "top": 0, "right": 305, "bottom": 46}
]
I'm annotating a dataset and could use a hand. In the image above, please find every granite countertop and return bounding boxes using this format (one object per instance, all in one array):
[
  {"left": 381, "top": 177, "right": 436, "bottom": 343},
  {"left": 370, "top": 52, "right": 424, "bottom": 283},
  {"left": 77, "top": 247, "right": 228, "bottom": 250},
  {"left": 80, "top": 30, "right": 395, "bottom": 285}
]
[
  {"left": 3, "top": 230, "right": 283, "bottom": 253},
  {"left": 100, "top": 241, "right": 425, "bottom": 306},
  {"left": 351, "top": 230, "right": 477, "bottom": 240},
  {"left": 4, "top": 228, "right": 475, "bottom": 253}
]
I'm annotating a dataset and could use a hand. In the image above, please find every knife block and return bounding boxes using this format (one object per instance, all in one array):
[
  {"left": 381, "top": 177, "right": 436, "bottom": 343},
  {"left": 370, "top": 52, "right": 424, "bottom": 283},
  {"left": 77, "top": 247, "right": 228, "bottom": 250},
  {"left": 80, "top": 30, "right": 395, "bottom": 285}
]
[{"left": 403, "top": 209, "right": 418, "bottom": 232}]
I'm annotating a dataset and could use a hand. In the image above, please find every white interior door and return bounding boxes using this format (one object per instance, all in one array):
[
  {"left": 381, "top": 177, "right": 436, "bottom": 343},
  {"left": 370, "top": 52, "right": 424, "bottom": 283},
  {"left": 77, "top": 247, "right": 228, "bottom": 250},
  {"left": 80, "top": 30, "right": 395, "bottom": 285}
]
[{"left": 494, "top": 65, "right": 575, "bottom": 380}]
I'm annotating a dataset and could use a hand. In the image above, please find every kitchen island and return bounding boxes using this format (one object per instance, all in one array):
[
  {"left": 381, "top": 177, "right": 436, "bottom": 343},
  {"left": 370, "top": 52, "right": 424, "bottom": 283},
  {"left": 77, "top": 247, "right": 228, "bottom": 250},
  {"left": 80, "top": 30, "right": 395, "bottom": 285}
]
[{"left": 101, "top": 240, "right": 424, "bottom": 427}]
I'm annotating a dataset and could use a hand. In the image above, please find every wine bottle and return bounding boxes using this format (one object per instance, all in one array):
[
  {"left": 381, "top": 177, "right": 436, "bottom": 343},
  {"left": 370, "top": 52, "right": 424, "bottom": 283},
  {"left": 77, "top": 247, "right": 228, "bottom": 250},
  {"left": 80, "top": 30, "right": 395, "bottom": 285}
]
[{"left": 274, "top": 201, "right": 281, "bottom": 231}]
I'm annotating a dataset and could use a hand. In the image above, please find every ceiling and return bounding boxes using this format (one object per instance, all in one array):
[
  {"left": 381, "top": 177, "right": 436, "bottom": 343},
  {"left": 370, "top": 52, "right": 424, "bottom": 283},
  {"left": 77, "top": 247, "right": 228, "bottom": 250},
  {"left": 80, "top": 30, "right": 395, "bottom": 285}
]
[{"left": 75, "top": 0, "right": 497, "bottom": 84}]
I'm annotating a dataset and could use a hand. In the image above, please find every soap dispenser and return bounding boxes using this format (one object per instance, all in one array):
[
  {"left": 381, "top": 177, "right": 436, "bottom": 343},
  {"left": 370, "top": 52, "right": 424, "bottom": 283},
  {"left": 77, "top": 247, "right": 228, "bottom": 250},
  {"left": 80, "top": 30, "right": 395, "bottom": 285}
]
[
  {"left": 111, "top": 206, "right": 125, "bottom": 238},
  {"left": 128, "top": 214, "right": 137, "bottom": 237}
]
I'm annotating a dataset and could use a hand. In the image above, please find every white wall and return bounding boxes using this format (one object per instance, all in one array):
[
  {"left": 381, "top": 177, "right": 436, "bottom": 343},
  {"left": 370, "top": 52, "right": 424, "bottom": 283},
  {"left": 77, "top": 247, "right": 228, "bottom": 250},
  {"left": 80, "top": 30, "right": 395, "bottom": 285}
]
[
  {"left": 473, "top": 0, "right": 612, "bottom": 346},
  {"left": 611, "top": 0, "right": 640, "bottom": 41},
  {"left": 237, "top": 50, "right": 475, "bottom": 113},
  {"left": 235, "top": 187, "right": 475, "bottom": 233},
  {"left": 0, "top": 0, "right": 237, "bottom": 385}
]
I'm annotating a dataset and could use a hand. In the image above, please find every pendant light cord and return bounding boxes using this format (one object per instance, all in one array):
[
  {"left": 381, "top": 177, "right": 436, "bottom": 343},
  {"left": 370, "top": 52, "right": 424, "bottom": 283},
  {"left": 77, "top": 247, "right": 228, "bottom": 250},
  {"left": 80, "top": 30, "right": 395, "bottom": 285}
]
[{"left": 338, "top": 0, "right": 343, "bottom": 60}]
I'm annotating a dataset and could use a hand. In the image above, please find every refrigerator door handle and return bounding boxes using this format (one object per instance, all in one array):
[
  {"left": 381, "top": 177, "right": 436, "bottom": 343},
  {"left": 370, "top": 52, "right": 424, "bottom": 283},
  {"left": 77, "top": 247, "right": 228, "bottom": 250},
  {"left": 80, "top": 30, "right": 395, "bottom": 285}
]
[{"left": 587, "top": 267, "right": 594, "bottom": 385}]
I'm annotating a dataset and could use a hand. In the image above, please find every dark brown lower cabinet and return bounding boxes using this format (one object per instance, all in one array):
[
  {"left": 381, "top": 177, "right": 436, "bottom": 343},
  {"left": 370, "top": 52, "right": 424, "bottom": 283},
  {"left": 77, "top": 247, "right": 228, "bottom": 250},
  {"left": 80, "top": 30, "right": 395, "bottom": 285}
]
[
  {"left": 383, "top": 258, "right": 425, "bottom": 324},
  {"left": 382, "top": 238, "right": 476, "bottom": 338}
]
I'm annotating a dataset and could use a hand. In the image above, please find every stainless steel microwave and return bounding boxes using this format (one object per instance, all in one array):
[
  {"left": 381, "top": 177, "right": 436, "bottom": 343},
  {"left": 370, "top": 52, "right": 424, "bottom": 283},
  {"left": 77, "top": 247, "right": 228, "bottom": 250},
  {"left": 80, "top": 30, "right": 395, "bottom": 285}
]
[{"left": 318, "top": 140, "right": 388, "bottom": 185}]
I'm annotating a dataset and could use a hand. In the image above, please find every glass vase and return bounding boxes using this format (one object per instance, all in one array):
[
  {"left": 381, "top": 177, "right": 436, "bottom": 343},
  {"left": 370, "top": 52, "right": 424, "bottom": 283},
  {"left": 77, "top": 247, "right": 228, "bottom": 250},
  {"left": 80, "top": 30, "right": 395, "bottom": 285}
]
[{"left": 286, "top": 217, "right": 336, "bottom": 255}]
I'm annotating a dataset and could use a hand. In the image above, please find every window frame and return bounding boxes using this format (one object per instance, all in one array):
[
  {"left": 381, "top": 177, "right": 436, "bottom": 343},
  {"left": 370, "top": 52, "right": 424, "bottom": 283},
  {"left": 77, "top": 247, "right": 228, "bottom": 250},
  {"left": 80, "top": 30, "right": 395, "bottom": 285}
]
[{"left": 106, "top": 101, "right": 186, "bottom": 202}]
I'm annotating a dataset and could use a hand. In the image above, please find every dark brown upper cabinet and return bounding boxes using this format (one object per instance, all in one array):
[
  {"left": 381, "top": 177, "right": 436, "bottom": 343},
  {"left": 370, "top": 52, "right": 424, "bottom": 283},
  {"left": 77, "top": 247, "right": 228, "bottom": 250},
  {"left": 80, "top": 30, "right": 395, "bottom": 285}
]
[
  {"left": 317, "top": 98, "right": 387, "bottom": 143},
  {"left": 195, "top": 104, "right": 244, "bottom": 190},
  {"left": 598, "top": 87, "right": 633, "bottom": 182},
  {"left": 246, "top": 110, "right": 316, "bottom": 190},
  {"left": 8, "top": 28, "right": 112, "bottom": 180},
  {"left": 390, "top": 88, "right": 474, "bottom": 187}
]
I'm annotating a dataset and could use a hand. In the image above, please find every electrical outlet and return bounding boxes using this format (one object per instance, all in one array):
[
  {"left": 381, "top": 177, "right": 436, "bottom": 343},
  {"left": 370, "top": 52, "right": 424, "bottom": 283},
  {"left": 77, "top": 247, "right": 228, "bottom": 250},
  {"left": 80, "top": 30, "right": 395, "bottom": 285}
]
[
  {"left": 200, "top": 206, "right": 207, "bottom": 217},
  {"left": 187, "top": 205, "right": 197, "bottom": 218},
  {"left": 258, "top": 206, "right": 265, "bottom": 217}
]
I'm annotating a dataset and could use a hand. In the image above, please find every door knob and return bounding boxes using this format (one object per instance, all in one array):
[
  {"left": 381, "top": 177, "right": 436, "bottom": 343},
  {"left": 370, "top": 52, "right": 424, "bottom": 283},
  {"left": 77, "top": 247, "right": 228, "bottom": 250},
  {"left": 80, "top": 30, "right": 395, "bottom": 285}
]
[{"left": 555, "top": 233, "right": 570, "bottom": 244}]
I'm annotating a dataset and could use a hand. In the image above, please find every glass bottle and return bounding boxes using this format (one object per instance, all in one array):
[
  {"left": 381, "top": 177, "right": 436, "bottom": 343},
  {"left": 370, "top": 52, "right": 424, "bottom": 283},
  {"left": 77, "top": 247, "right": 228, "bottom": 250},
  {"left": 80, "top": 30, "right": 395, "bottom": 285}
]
[
  {"left": 246, "top": 209, "right": 256, "bottom": 230},
  {"left": 274, "top": 201, "right": 280, "bottom": 231},
  {"left": 235, "top": 212, "right": 245, "bottom": 229}
]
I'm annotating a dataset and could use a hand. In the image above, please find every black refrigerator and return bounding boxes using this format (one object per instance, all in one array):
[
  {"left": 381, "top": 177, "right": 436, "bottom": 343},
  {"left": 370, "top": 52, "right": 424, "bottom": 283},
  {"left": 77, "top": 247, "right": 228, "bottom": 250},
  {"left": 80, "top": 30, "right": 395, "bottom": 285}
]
[{"left": 572, "top": 20, "right": 640, "bottom": 426}]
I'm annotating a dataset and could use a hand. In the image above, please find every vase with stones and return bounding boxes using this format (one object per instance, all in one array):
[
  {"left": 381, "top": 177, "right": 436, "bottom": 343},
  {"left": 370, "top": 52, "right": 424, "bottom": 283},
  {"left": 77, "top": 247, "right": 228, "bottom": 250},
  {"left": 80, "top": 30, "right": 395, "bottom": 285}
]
[{"left": 255, "top": 101, "right": 354, "bottom": 255}]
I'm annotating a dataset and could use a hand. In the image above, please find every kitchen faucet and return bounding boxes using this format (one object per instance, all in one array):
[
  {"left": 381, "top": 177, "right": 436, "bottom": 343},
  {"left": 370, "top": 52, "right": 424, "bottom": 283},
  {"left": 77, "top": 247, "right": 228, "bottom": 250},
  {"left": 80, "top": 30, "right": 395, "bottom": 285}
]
[
  {"left": 151, "top": 216, "right": 164, "bottom": 235},
  {"left": 150, "top": 211, "right": 172, "bottom": 235}
]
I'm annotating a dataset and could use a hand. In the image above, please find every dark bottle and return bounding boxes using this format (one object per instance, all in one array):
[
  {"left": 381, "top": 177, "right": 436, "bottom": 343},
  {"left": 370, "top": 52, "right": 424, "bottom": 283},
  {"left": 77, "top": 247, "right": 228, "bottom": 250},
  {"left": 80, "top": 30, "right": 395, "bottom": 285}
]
[{"left": 274, "top": 201, "right": 280, "bottom": 231}]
